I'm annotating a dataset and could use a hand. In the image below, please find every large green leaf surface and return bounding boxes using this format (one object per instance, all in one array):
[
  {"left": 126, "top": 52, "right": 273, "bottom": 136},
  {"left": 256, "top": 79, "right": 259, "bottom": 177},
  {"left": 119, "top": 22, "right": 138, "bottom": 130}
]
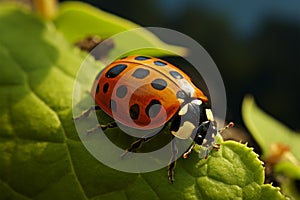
[
  {"left": 0, "top": 4, "right": 287, "bottom": 200},
  {"left": 54, "top": 2, "right": 187, "bottom": 58}
]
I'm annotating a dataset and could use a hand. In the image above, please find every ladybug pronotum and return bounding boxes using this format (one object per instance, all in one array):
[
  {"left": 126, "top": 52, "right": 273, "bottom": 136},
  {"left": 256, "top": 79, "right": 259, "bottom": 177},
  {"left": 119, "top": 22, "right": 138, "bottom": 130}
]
[{"left": 76, "top": 55, "right": 220, "bottom": 183}]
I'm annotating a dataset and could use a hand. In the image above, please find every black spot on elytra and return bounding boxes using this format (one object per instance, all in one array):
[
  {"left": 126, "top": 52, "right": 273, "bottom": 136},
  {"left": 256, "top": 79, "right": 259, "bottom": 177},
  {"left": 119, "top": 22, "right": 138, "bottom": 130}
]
[
  {"left": 96, "top": 83, "right": 100, "bottom": 94},
  {"left": 135, "top": 56, "right": 150, "bottom": 60},
  {"left": 103, "top": 83, "right": 109, "bottom": 93},
  {"left": 129, "top": 104, "right": 140, "bottom": 120},
  {"left": 151, "top": 79, "right": 167, "bottom": 90},
  {"left": 169, "top": 71, "right": 183, "bottom": 79},
  {"left": 132, "top": 68, "right": 150, "bottom": 79},
  {"left": 154, "top": 60, "right": 167, "bottom": 66},
  {"left": 105, "top": 64, "right": 127, "bottom": 78},
  {"left": 146, "top": 99, "right": 162, "bottom": 118},
  {"left": 110, "top": 99, "right": 117, "bottom": 112},
  {"left": 176, "top": 91, "right": 186, "bottom": 99},
  {"left": 116, "top": 85, "right": 128, "bottom": 98}
]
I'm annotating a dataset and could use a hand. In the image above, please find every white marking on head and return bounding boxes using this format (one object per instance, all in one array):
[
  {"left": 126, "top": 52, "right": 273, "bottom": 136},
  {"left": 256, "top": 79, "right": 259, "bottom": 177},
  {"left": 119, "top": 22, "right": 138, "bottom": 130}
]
[
  {"left": 206, "top": 109, "right": 214, "bottom": 121},
  {"left": 178, "top": 104, "right": 189, "bottom": 116},
  {"left": 171, "top": 121, "right": 195, "bottom": 139},
  {"left": 191, "top": 99, "right": 202, "bottom": 105}
]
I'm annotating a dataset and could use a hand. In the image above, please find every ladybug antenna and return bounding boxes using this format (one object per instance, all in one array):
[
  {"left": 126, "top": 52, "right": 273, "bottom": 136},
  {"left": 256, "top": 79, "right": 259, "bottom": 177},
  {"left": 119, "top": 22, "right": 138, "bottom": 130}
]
[{"left": 218, "top": 122, "right": 234, "bottom": 134}]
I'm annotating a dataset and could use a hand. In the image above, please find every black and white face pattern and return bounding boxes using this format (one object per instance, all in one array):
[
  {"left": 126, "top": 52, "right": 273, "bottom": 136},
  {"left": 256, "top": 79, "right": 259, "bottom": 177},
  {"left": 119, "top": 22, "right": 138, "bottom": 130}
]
[{"left": 170, "top": 95, "right": 216, "bottom": 146}]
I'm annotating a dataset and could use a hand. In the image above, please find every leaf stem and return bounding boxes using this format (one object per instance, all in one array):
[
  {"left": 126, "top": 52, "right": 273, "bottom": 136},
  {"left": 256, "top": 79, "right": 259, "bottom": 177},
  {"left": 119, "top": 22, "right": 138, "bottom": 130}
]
[{"left": 33, "top": 0, "right": 57, "bottom": 19}]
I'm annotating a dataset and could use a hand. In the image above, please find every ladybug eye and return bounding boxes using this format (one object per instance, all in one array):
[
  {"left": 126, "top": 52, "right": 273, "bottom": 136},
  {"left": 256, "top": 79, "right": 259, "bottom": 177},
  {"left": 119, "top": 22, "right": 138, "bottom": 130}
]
[
  {"left": 197, "top": 121, "right": 210, "bottom": 135},
  {"left": 194, "top": 134, "right": 204, "bottom": 145}
]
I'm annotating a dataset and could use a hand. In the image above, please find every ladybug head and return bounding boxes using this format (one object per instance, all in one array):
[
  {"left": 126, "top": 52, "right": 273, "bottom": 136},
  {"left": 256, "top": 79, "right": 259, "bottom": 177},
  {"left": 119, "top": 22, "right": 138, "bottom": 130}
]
[
  {"left": 193, "top": 120, "right": 217, "bottom": 145},
  {"left": 193, "top": 106, "right": 217, "bottom": 145}
]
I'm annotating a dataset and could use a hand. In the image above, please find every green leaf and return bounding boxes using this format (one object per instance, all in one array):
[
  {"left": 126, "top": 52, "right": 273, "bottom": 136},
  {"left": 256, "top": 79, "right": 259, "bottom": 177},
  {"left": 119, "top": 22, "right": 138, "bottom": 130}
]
[
  {"left": 242, "top": 95, "right": 300, "bottom": 160},
  {"left": 53, "top": 1, "right": 187, "bottom": 57},
  {"left": 242, "top": 96, "right": 300, "bottom": 199},
  {"left": 260, "top": 185, "right": 288, "bottom": 200},
  {"left": 0, "top": 5, "right": 287, "bottom": 200}
]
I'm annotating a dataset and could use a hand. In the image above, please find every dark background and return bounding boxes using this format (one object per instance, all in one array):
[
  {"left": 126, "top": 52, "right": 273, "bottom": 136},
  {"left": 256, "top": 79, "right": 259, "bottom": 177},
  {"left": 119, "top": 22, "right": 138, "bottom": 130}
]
[{"left": 61, "top": 0, "right": 300, "bottom": 132}]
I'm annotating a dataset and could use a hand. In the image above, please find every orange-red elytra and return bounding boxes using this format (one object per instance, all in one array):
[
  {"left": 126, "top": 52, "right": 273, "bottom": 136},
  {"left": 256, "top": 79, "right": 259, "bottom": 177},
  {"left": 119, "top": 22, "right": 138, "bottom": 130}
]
[{"left": 87, "top": 55, "right": 219, "bottom": 183}]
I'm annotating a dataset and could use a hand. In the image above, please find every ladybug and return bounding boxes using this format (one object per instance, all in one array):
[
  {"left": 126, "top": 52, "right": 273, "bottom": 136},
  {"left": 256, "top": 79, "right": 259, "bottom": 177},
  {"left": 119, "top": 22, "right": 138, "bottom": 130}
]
[{"left": 76, "top": 55, "right": 219, "bottom": 183}]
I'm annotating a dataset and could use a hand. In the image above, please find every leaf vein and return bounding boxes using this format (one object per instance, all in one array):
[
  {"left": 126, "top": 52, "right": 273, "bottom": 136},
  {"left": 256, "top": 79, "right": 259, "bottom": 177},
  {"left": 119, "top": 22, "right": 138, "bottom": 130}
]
[
  {"left": 140, "top": 174, "right": 161, "bottom": 200},
  {"left": 0, "top": 179, "right": 31, "bottom": 200},
  {"left": 6, "top": 47, "right": 89, "bottom": 199}
]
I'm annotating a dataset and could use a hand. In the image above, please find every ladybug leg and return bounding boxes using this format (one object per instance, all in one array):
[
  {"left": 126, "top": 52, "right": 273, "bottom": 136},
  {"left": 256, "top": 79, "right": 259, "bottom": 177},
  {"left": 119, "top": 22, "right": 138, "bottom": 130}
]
[
  {"left": 86, "top": 121, "right": 117, "bottom": 134},
  {"left": 168, "top": 137, "right": 178, "bottom": 183},
  {"left": 200, "top": 142, "right": 221, "bottom": 159},
  {"left": 73, "top": 105, "right": 101, "bottom": 121},
  {"left": 101, "top": 121, "right": 118, "bottom": 131},
  {"left": 121, "top": 136, "right": 153, "bottom": 159},
  {"left": 212, "top": 143, "right": 221, "bottom": 151},
  {"left": 183, "top": 143, "right": 196, "bottom": 159}
]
